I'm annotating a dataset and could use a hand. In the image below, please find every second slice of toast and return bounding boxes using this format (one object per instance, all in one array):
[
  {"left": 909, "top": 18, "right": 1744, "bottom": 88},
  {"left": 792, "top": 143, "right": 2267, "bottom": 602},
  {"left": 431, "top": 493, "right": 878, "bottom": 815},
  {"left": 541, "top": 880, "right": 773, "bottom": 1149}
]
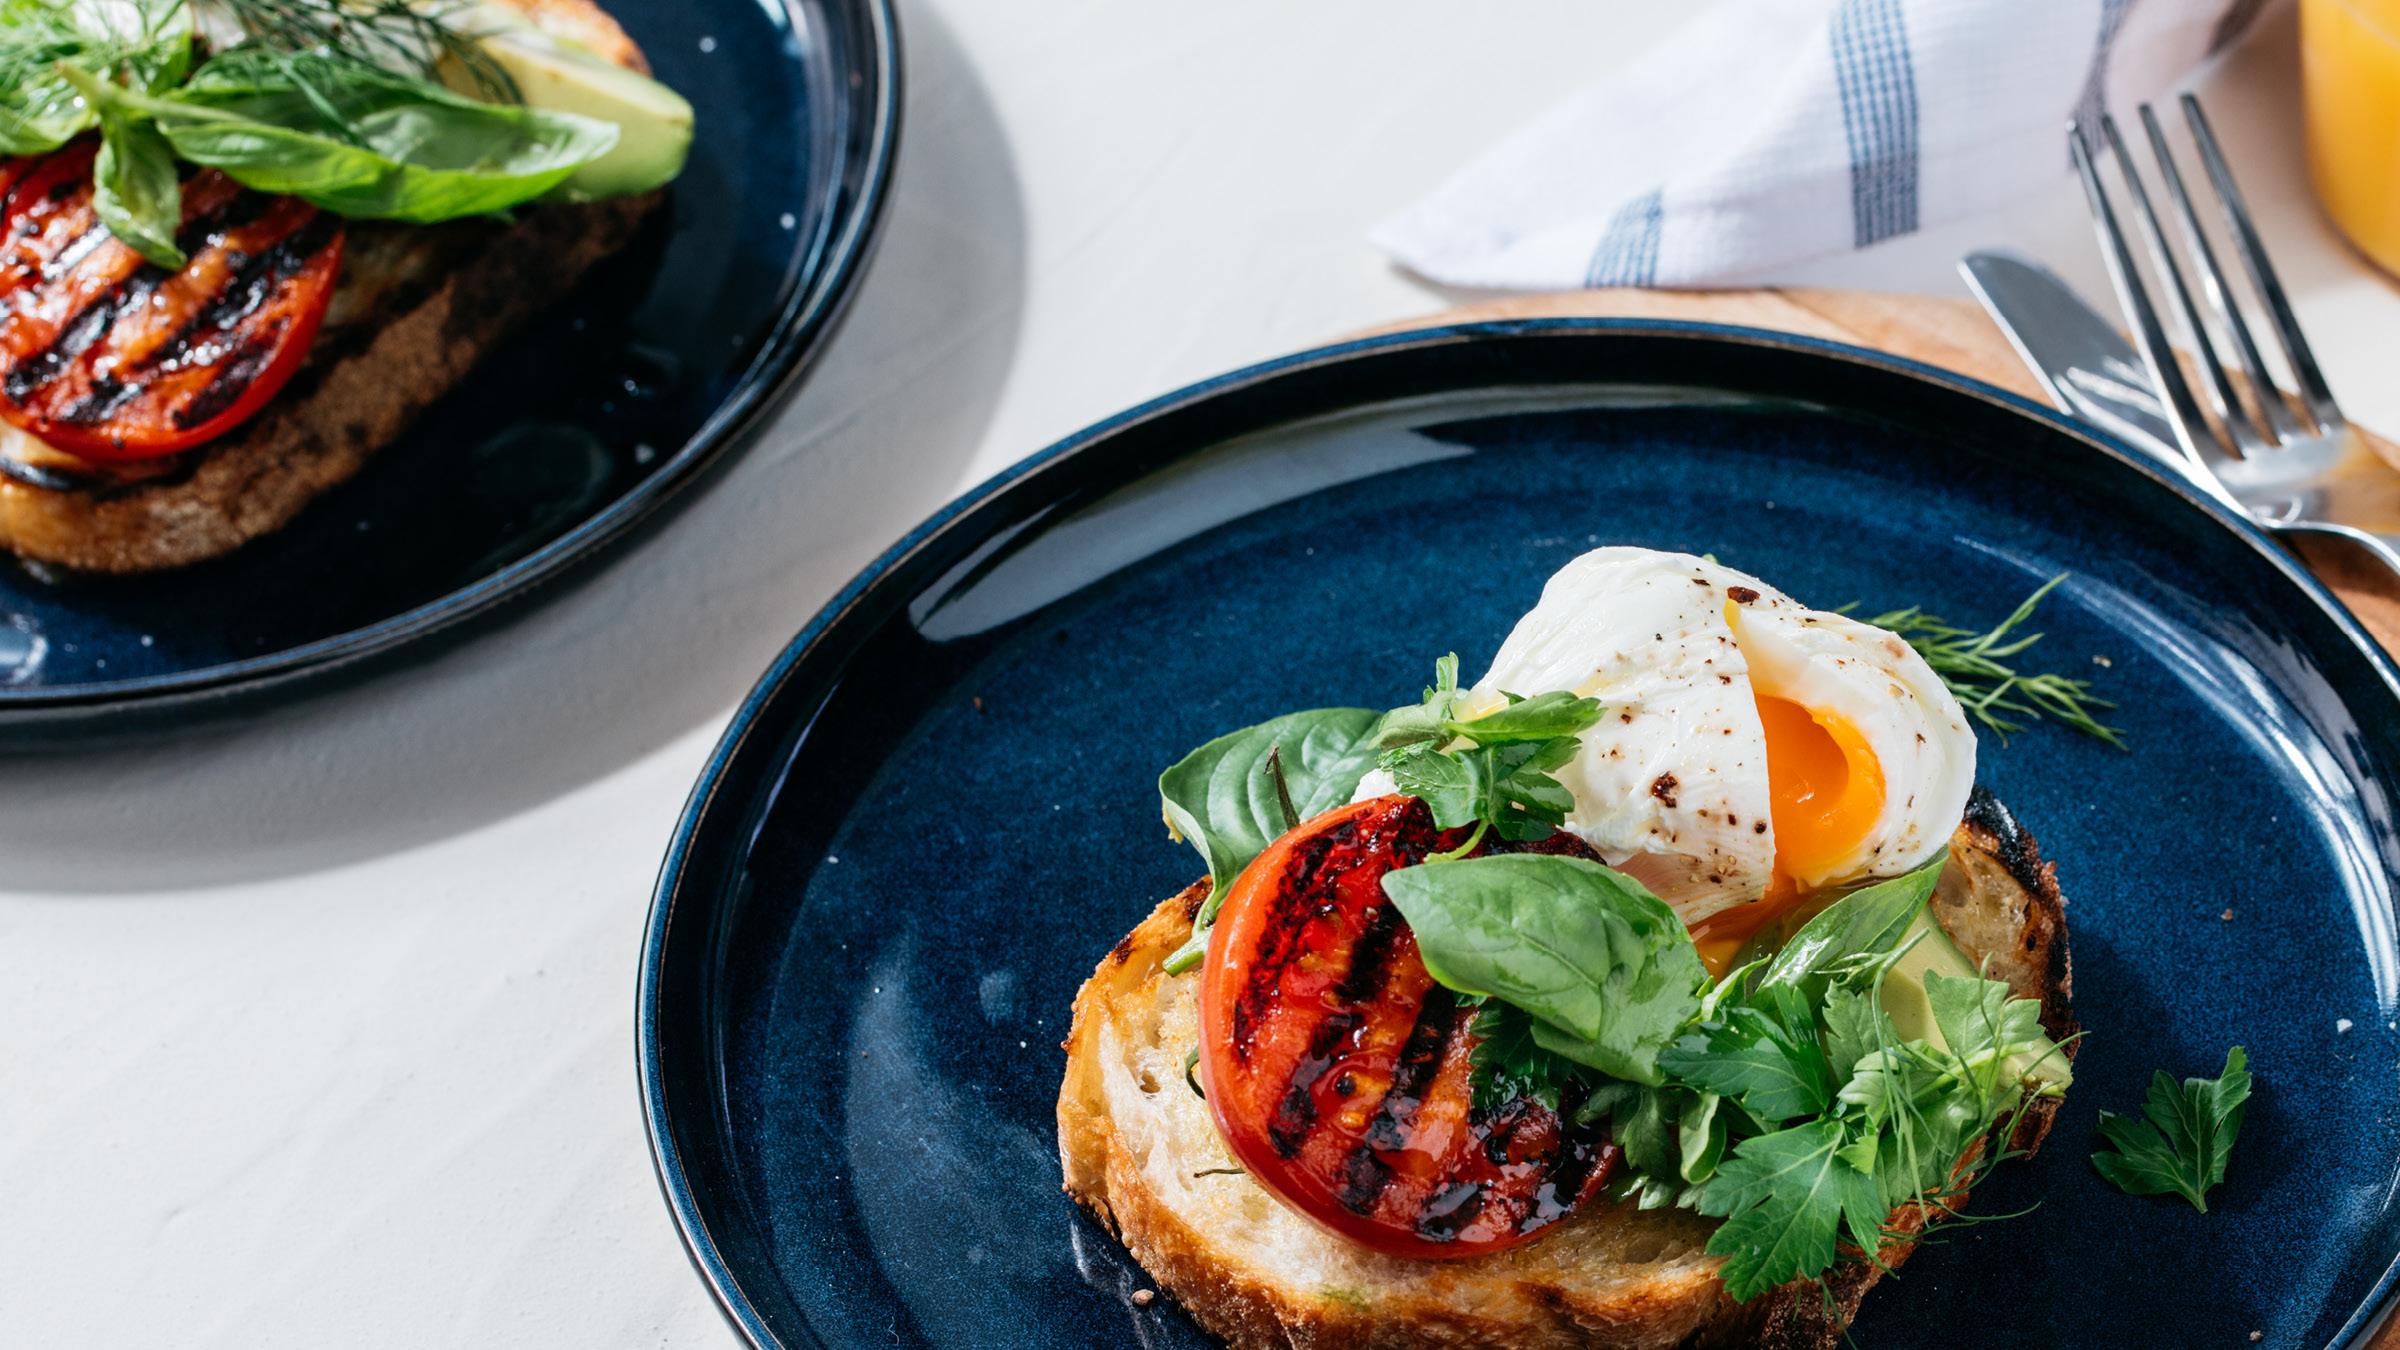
[{"left": 0, "top": 0, "right": 664, "bottom": 575}]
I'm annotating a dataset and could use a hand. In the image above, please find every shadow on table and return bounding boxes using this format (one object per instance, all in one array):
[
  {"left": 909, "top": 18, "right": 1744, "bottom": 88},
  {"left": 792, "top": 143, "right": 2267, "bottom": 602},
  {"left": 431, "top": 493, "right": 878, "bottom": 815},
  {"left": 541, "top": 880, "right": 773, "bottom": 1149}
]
[{"left": 0, "top": 0, "right": 1026, "bottom": 894}]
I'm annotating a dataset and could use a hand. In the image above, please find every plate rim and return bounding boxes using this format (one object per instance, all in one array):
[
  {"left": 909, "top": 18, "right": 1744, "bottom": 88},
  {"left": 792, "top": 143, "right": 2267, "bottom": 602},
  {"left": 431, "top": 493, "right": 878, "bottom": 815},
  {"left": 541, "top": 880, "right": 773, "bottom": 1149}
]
[
  {"left": 0, "top": 0, "right": 904, "bottom": 722},
  {"left": 638, "top": 316, "right": 2400, "bottom": 1349}
]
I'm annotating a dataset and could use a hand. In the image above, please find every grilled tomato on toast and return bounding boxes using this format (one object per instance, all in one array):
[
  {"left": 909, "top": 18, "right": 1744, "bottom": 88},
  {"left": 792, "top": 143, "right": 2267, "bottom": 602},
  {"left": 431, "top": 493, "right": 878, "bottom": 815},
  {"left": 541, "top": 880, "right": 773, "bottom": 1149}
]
[
  {"left": 1197, "top": 794, "right": 1621, "bottom": 1259},
  {"left": 0, "top": 138, "right": 340, "bottom": 460}
]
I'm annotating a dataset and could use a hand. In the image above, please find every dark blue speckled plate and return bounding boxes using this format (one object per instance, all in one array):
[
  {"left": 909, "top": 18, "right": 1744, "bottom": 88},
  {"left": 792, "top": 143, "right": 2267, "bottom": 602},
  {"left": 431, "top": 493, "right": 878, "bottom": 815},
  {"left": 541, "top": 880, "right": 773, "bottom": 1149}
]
[
  {"left": 0, "top": 0, "right": 897, "bottom": 743},
  {"left": 641, "top": 322, "right": 2400, "bottom": 1349}
]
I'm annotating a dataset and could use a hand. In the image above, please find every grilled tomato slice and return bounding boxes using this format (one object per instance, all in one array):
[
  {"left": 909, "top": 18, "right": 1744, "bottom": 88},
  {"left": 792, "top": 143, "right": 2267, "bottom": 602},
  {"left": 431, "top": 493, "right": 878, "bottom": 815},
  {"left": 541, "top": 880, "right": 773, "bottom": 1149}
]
[
  {"left": 0, "top": 137, "right": 344, "bottom": 461},
  {"left": 1197, "top": 794, "right": 1620, "bottom": 1259}
]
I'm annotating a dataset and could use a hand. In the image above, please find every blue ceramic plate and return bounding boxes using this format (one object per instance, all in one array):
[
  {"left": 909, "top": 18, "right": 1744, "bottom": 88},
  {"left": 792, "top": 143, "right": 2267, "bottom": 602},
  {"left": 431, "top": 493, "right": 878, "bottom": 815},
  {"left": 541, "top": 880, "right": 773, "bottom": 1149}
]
[
  {"left": 0, "top": 0, "right": 897, "bottom": 742},
  {"left": 641, "top": 321, "right": 2400, "bottom": 1349}
]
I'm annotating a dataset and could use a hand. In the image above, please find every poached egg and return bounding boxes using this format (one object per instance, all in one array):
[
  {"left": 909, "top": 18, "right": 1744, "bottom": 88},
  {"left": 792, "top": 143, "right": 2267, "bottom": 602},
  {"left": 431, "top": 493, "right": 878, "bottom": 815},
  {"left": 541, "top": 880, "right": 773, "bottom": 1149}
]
[{"left": 1369, "top": 547, "right": 1976, "bottom": 969}]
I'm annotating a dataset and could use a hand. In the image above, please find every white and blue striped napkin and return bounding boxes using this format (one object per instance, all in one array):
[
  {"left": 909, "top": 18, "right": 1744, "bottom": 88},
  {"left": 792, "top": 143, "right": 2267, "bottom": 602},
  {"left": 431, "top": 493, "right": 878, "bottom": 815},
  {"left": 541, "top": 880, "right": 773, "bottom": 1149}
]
[{"left": 1372, "top": 0, "right": 2276, "bottom": 290}]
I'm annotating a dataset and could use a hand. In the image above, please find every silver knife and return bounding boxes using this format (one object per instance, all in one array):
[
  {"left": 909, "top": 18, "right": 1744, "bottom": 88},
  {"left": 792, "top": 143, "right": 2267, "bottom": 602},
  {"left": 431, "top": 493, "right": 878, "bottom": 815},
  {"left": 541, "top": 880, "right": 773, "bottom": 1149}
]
[{"left": 1957, "top": 249, "right": 2184, "bottom": 468}]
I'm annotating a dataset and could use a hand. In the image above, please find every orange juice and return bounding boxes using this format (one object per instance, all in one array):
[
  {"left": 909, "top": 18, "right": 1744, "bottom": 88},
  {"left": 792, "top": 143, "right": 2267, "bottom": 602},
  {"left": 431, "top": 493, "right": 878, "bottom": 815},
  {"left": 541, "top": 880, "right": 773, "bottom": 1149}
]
[{"left": 2305, "top": 0, "right": 2400, "bottom": 276}]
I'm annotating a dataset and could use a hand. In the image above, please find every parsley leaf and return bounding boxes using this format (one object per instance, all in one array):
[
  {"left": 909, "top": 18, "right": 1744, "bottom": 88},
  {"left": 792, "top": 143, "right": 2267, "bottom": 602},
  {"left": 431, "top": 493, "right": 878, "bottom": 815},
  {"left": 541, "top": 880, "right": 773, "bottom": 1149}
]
[
  {"left": 2091, "top": 1046, "right": 2251, "bottom": 1211},
  {"left": 1381, "top": 739, "right": 1482, "bottom": 828},
  {"left": 1819, "top": 986, "right": 1884, "bottom": 1082},
  {"left": 1381, "top": 853, "right": 1708, "bottom": 1085},
  {"left": 1374, "top": 655, "right": 1602, "bottom": 847},
  {"left": 1658, "top": 1003, "right": 1834, "bottom": 1125},
  {"left": 1698, "top": 1118, "right": 1851, "bottom": 1302},
  {"left": 1584, "top": 1080, "right": 1682, "bottom": 1192},
  {"left": 1925, "top": 970, "right": 2072, "bottom": 1105},
  {"left": 1371, "top": 652, "right": 1463, "bottom": 751},
  {"left": 1385, "top": 735, "right": 1586, "bottom": 843}
]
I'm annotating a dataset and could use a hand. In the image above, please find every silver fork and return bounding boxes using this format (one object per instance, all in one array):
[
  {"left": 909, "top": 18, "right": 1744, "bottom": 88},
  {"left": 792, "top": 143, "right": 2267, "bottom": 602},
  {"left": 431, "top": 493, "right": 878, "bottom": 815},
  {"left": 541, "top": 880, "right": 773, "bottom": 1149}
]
[{"left": 2070, "top": 93, "right": 2400, "bottom": 575}]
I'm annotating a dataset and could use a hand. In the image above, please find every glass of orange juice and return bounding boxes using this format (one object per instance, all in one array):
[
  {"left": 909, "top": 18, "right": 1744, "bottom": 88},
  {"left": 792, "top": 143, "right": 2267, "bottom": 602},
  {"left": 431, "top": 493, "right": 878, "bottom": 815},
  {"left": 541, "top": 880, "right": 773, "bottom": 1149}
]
[{"left": 2305, "top": 0, "right": 2400, "bottom": 276}]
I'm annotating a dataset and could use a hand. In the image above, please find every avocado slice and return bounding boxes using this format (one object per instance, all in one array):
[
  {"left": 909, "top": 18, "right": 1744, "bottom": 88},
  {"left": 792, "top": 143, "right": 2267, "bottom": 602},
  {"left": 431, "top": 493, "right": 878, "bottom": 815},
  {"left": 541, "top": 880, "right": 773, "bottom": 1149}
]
[
  {"left": 1880, "top": 911, "right": 2072, "bottom": 1089},
  {"left": 457, "top": 24, "right": 694, "bottom": 200},
  {"left": 1878, "top": 911, "right": 1976, "bottom": 1051}
]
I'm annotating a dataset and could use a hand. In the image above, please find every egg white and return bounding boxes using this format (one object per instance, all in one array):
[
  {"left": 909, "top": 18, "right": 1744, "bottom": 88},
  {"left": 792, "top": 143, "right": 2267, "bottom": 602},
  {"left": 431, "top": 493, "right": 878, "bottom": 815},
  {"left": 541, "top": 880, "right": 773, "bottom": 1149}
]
[
  {"left": 1729, "top": 602, "right": 1976, "bottom": 890},
  {"left": 1416, "top": 546, "right": 1976, "bottom": 922}
]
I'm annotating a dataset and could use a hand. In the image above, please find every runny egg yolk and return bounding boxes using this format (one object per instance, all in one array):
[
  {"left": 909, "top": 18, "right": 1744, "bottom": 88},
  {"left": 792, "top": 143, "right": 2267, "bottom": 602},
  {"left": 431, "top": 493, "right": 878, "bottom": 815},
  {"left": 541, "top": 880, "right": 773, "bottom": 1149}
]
[
  {"left": 1755, "top": 696, "right": 1886, "bottom": 890},
  {"left": 1689, "top": 606, "right": 1889, "bottom": 976}
]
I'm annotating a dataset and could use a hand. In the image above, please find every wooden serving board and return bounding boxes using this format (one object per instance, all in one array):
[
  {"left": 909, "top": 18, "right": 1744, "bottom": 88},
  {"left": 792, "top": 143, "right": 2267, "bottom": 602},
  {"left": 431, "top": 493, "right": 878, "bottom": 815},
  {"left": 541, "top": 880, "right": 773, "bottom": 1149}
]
[{"left": 1375, "top": 287, "right": 2400, "bottom": 660}]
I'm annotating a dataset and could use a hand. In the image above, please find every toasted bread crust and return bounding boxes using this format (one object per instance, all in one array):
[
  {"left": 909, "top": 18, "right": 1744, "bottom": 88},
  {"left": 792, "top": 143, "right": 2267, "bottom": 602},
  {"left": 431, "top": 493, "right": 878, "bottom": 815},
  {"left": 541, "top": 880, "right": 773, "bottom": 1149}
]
[
  {"left": 1060, "top": 811, "right": 2075, "bottom": 1350},
  {"left": 0, "top": 0, "right": 660, "bottom": 574}
]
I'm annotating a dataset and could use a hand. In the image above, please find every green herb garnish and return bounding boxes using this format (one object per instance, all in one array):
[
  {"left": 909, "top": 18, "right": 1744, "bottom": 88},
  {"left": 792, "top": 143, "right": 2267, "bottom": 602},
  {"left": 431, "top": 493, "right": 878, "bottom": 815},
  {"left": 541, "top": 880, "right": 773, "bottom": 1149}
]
[
  {"left": 1381, "top": 853, "right": 1707, "bottom": 1086},
  {"left": 2090, "top": 1046, "right": 2251, "bottom": 1211},
  {"left": 1155, "top": 655, "right": 1604, "bottom": 974},
  {"left": 1156, "top": 706, "right": 1382, "bottom": 974},
  {"left": 1863, "top": 574, "right": 2124, "bottom": 748},
  {"left": 210, "top": 0, "right": 518, "bottom": 101},
  {"left": 1375, "top": 653, "right": 1603, "bottom": 854},
  {"left": 0, "top": 0, "right": 642, "bottom": 267},
  {"left": 1392, "top": 859, "right": 2070, "bottom": 1303}
]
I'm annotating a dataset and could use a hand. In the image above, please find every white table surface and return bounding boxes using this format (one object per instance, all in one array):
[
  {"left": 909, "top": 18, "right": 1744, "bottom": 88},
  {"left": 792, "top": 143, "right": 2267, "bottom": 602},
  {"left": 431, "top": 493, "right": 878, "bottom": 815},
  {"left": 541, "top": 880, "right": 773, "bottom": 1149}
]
[{"left": 4, "top": 3, "right": 2391, "bottom": 1345}]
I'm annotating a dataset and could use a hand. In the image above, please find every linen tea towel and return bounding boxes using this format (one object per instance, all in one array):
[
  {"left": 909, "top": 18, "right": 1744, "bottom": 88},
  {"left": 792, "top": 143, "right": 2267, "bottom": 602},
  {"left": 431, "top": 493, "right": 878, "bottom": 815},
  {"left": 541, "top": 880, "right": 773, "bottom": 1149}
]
[{"left": 1371, "top": 0, "right": 2278, "bottom": 289}]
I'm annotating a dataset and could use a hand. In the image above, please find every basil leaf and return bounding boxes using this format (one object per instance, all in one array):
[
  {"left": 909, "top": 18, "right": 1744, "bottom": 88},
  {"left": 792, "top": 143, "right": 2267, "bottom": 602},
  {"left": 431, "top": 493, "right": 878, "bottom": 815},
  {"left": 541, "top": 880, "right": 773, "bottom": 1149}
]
[
  {"left": 147, "top": 52, "right": 616, "bottom": 221},
  {"left": 1158, "top": 706, "right": 1381, "bottom": 911},
  {"left": 0, "top": 0, "right": 189, "bottom": 155},
  {"left": 1381, "top": 853, "right": 1708, "bottom": 1085},
  {"left": 91, "top": 103, "right": 183, "bottom": 267},
  {"left": 1442, "top": 688, "right": 1603, "bottom": 745},
  {"left": 1752, "top": 858, "right": 1946, "bottom": 1001},
  {"left": 0, "top": 61, "right": 92, "bottom": 155}
]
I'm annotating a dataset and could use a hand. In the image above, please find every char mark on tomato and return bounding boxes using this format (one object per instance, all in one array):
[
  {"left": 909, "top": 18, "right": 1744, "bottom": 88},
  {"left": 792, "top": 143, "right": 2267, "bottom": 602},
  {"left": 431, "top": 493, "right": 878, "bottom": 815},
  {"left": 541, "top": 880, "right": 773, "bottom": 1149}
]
[
  {"left": 1362, "top": 984, "right": 1458, "bottom": 1154},
  {"left": 4, "top": 284, "right": 129, "bottom": 404},
  {"left": 1269, "top": 1010, "right": 1362, "bottom": 1159},
  {"left": 1418, "top": 1179, "right": 1485, "bottom": 1243},
  {"left": 1332, "top": 894, "right": 1408, "bottom": 1004},
  {"left": 1529, "top": 1081, "right": 1616, "bottom": 1230},
  {"left": 1228, "top": 806, "right": 1434, "bottom": 1065},
  {"left": 1199, "top": 795, "right": 1622, "bottom": 1260},
  {"left": 170, "top": 326, "right": 282, "bottom": 430},
  {"left": 165, "top": 211, "right": 342, "bottom": 379},
  {"left": 0, "top": 138, "right": 343, "bottom": 459}
]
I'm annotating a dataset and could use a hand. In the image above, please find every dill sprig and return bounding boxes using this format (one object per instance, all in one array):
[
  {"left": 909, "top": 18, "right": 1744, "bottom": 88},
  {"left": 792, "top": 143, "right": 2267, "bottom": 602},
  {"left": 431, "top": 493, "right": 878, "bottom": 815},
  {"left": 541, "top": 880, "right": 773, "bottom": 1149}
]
[
  {"left": 202, "top": 0, "right": 516, "bottom": 100},
  {"left": 1864, "top": 574, "right": 2126, "bottom": 749}
]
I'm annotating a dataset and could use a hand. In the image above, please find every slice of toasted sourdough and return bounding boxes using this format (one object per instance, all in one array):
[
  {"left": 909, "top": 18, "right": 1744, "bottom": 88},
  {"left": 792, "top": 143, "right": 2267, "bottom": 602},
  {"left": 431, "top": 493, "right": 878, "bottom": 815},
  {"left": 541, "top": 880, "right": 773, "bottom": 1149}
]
[
  {"left": 1058, "top": 786, "right": 2076, "bottom": 1350},
  {"left": 0, "top": 0, "right": 662, "bottom": 575}
]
